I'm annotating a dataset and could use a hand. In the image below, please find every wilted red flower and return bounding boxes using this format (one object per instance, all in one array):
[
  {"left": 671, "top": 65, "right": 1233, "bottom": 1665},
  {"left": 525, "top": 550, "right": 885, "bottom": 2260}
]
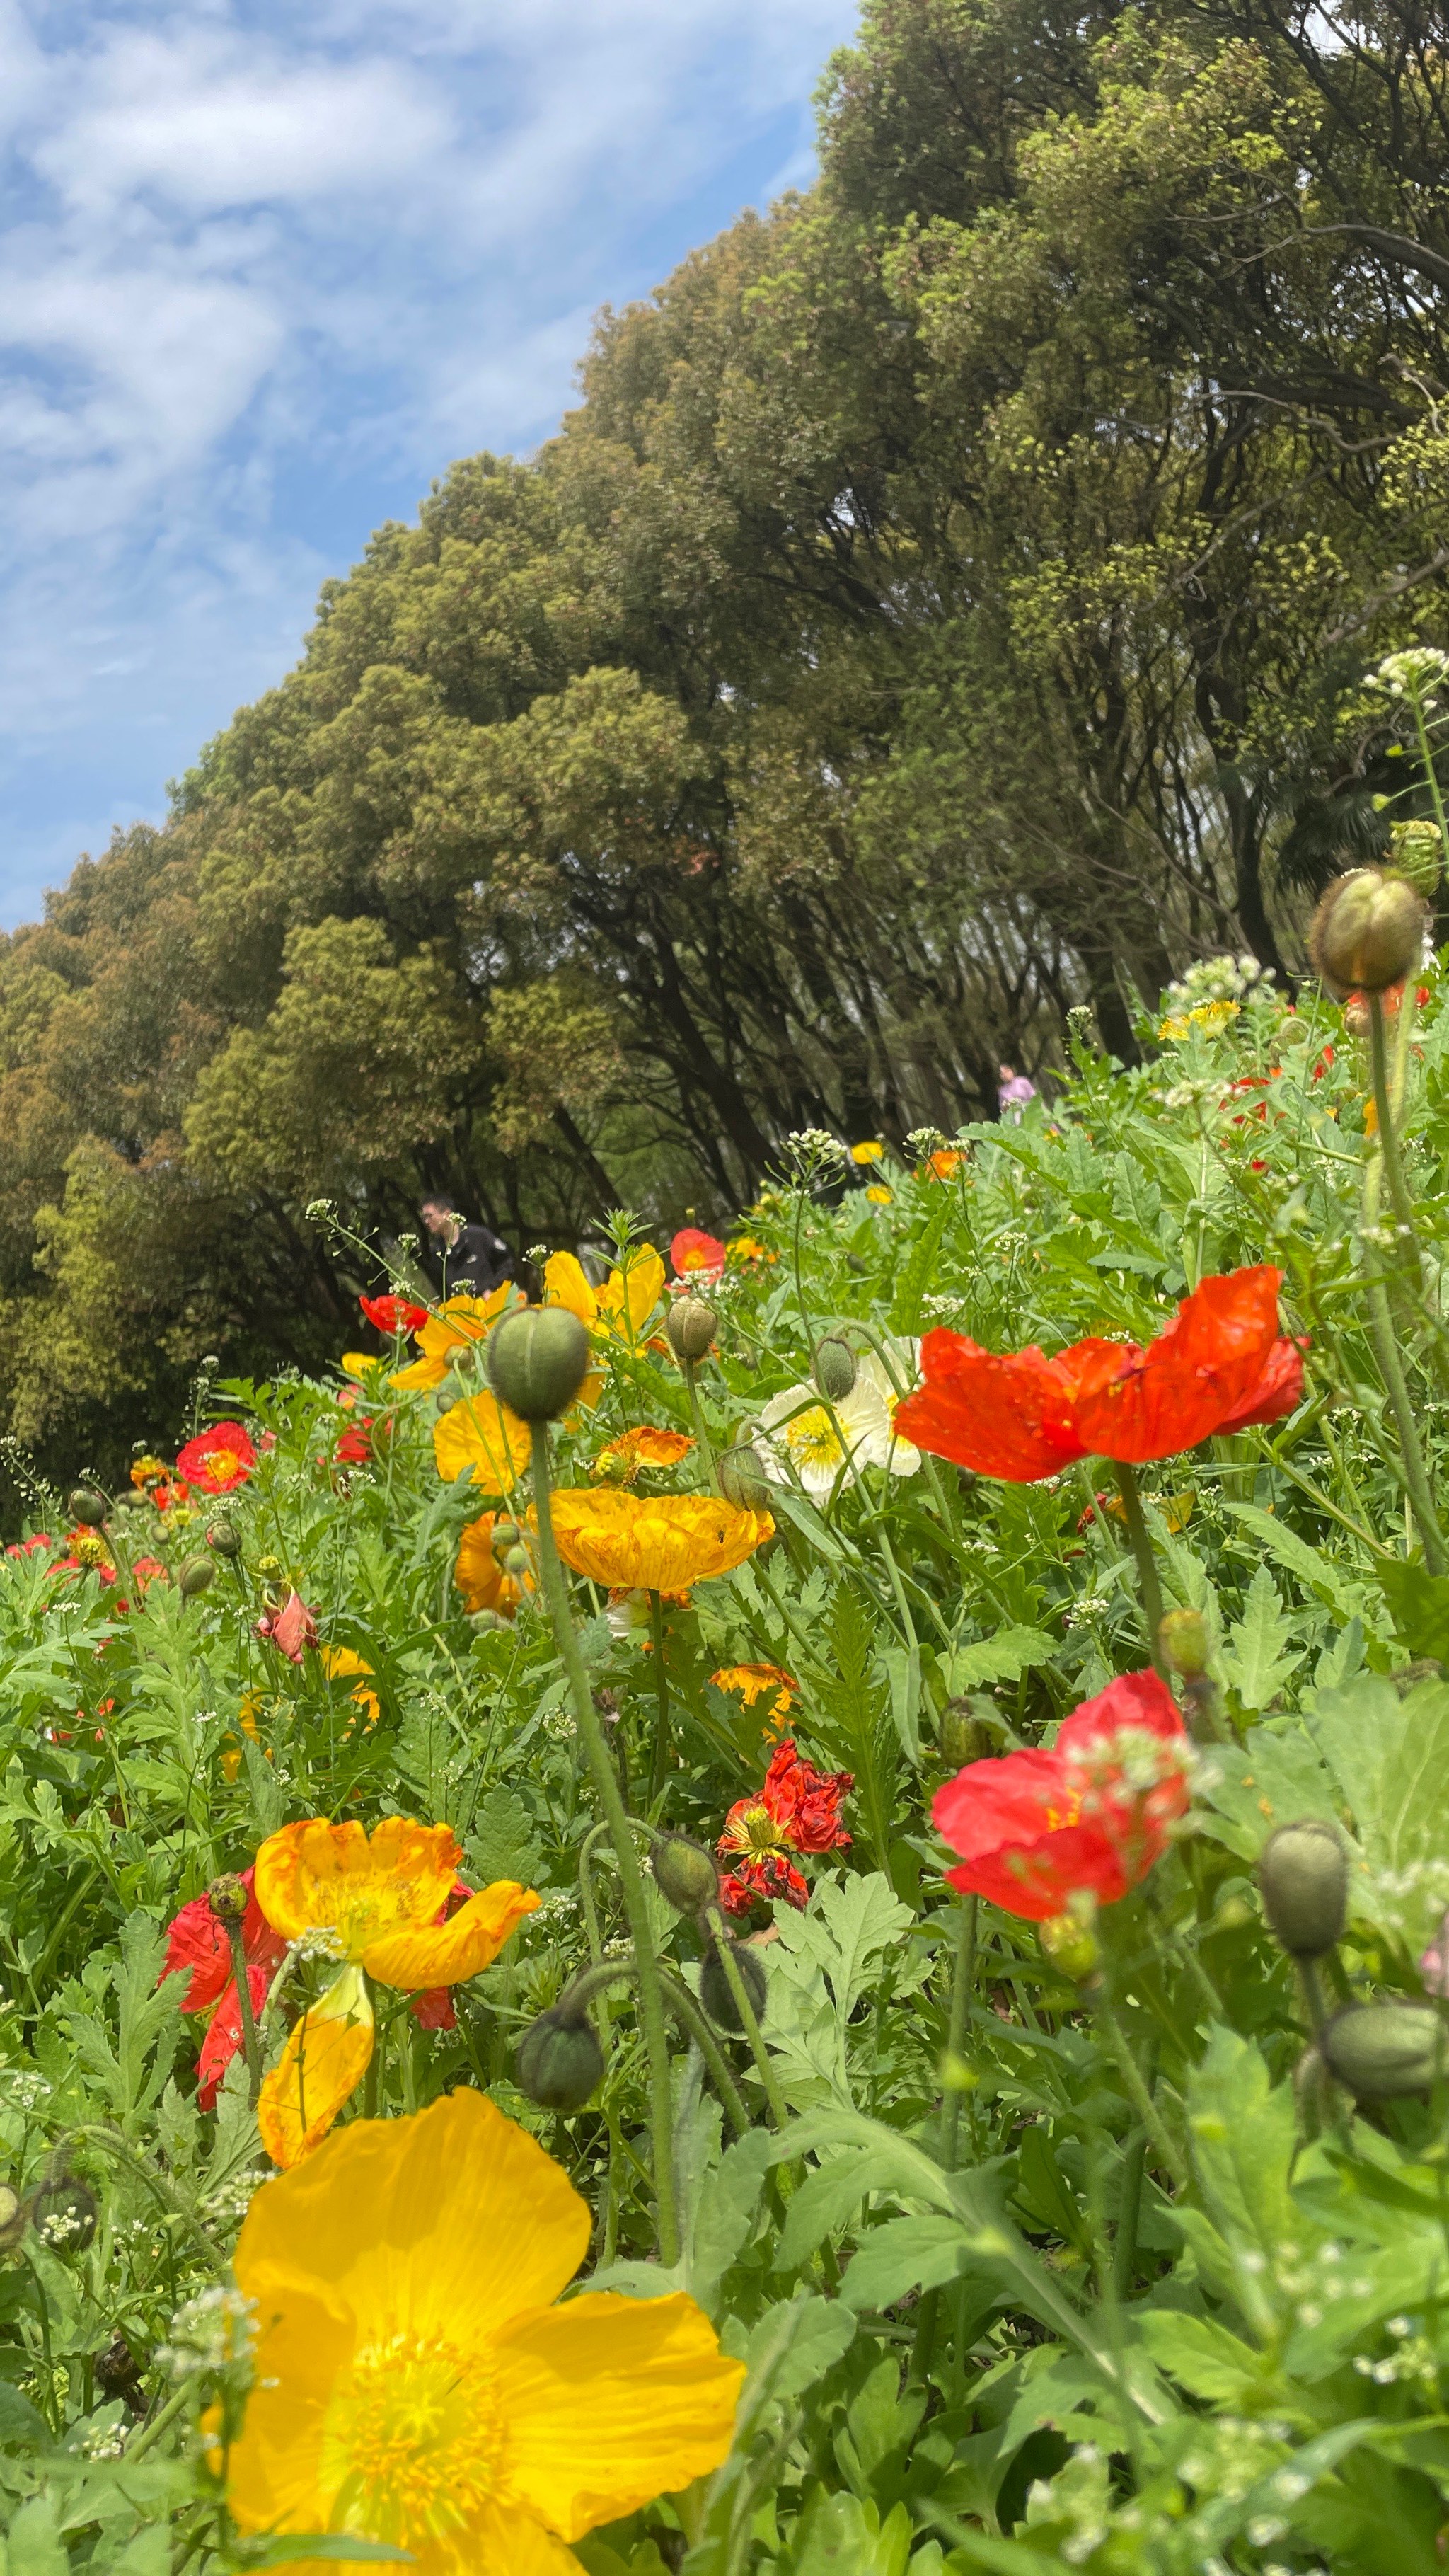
[
  {"left": 671, "top": 1226, "right": 727, "bottom": 1284},
  {"left": 255, "top": 1590, "right": 318, "bottom": 1662},
  {"left": 717, "top": 1739, "right": 853, "bottom": 1915},
  {"left": 933, "top": 1671, "right": 1190, "bottom": 1920},
  {"left": 894, "top": 1265, "right": 1303, "bottom": 1483},
  {"left": 162, "top": 1869, "right": 287, "bottom": 2110},
  {"left": 359, "top": 1292, "right": 429, "bottom": 1337},
  {"left": 176, "top": 1421, "right": 256, "bottom": 1495}
]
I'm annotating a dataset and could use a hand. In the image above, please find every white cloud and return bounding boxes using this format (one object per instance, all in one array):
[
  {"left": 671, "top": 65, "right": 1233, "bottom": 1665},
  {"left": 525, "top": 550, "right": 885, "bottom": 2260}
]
[{"left": 0, "top": 0, "right": 862, "bottom": 931}]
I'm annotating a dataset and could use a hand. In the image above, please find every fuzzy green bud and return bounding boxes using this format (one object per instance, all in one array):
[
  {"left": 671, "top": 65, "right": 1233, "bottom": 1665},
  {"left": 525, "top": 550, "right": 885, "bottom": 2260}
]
[
  {"left": 812, "top": 1336, "right": 857, "bottom": 1402},
  {"left": 486, "top": 1308, "right": 591, "bottom": 1422},
  {"left": 490, "top": 1517, "right": 522, "bottom": 1560},
  {"left": 179, "top": 1555, "right": 216, "bottom": 1599},
  {"left": 940, "top": 1698, "right": 988, "bottom": 1767},
  {"left": 700, "top": 1938, "right": 768, "bottom": 2033},
  {"left": 1309, "top": 866, "right": 1427, "bottom": 998},
  {"left": 30, "top": 2175, "right": 98, "bottom": 2253},
  {"left": 206, "top": 1522, "right": 242, "bottom": 1558},
  {"left": 719, "top": 1439, "right": 772, "bottom": 1511},
  {"left": 1158, "top": 1606, "right": 1209, "bottom": 1678},
  {"left": 1258, "top": 1820, "right": 1349, "bottom": 1960},
  {"left": 666, "top": 1294, "right": 718, "bottom": 1364},
  {"left": 207, "top": 1874, "right": 250, "bottom": 1926},
  {"left": 68, "top": 1488, "right": 107, "bottom": 1528},
  {"left": 1320, "top": 2002, "right": 1446, "bottom": 2099},
  {"left": 1038, "top": 1910, "right": 1099, "bottom": 1984},
  {"left": 514, "top": 2007, "right": 604, "bottom": 2112},
  {"left": 652, "top": 1835, "right": 720, "bottom": 1915}
]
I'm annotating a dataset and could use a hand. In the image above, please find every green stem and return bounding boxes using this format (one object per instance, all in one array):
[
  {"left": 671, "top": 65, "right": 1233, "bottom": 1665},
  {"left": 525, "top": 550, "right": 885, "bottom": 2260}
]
[
  {"left": 225, "top": 1924, "right": 264, "bottom": 2108},
  {"left": 705, "top": 1906, "right": 789, "bottom": 2129},
  {"left": 1361, "top": 1208, "right": 1445, "bottom": 1572},
  {"left": 941, "top": 1894, "right": 976, "bottom": 2174},
  {"left": 648, "top": 1588, "right": 672, "bottom": 1804},
  {"left": 683, "top": 1357, "right": 718, "bottom": 1490},
  {"left": 1369, "top": 993, "right": 1423, "bottom": 1264},
  {"left": 1095, "top": 1999, "right": 1188, "bottom": 2191},
  {"left": 1112, "top": 1463, "right": 1167, "bottom": 1674},
  {"left": 655, "top": 1966, "right": 752, "bottom": 2137},
  {"left": 530, "top": 1421, "right": 679, "bottom": 2266}
]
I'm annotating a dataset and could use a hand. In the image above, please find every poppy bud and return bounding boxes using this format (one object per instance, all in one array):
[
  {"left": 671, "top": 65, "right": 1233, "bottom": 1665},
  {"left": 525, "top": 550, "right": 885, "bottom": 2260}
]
[
  {"left": 207, "top": 1522, "right": 242, "bottom": 1558},
  {"left": 491, "top": 1517, "right": 521, "bottom": 1560},
  {"left": 487, "top": 1309, "right": 591, "bottom": 1422},
  {"left": 515, "top": 2006, "right": 604, "bottom": 2112},
  {"left": 0, "top": 2184, "right": 24, "bottom": 2251},
  {"left": 666, "top": 1295, "right": 717, "bottom": 1363},
  {"left": 179, "top": 1556, "right": 215, "bottom": 1599},
  {"left": 30, "top": 2175, "right": 98, "bottom": 2253},
  {"left": 1308, "top": 866, "right": 1427, "bottom": 998},
  {"left": 652, "top": 1834, "right": 720, "bottom": 1915},
  {"left": 1259, "top": 1820, "right": 1348, "bottom": 1959},
  {"left": 1388, "top": 817, "right": 1444, "bottom": 899},
  {"left": 1158, "top": 1606, "right": 1209, "bottom": 1677},
  {"left": 700, "top": 1937, "right": 768, "bottom": 2032},
  {"left": 940, "top": 1698, "right": 988, "bottom": 1766},
  {"left": 1037, "top": 1911, "right": 1099, "bottom": 1983},
  {"left": 255, "top": 1555, "right": 282, "bottom": 1582},
  {"left": 68, "top": 1488, "right": 107, "bottom": 1528},
  {"left": 720, "top": 1439, "right": 771, "bottom": 1511},
  {"left": 813, "top": 1336, "right": 857, "bottom": 1402},
  {"left": 503, "top": 1544, "right": 531, "bottom": 1577},
  {"left": 1320, "top": 2002, "right": 1446, "bottom": 2099}
]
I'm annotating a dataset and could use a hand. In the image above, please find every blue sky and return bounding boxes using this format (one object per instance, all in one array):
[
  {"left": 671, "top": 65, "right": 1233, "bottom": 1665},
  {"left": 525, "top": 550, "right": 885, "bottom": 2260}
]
[{"left": 0, "top": 0, "right": 860, "bottom": 931}]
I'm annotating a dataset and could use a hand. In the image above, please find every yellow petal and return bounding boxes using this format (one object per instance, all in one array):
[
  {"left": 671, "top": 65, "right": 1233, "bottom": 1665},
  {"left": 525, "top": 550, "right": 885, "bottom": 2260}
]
[
  {"left": 543, "top": 1252, "right": 597, "bottom": 1326},
  {"left": 225, "top": 2284, "right": 354, "bottom": 2538},
  {"left": 364, "top": 1881, "right": 540, "bottom": 1991},
  {"left": 258, "top": 1965, "right": 375, "bottom": 2169},
  {"left": 417, "top": 1287, "right": 514, "bottom": 1359},
  {"left": 389, "top": 1353, "right": 449, "bottom": 1391},
  {"left": 496, "top": 2289, "right": 744, "bottom": 2543},
  {"left": 340, "top": 1352, "right": 381, "bottom": 1380},
  {"left": 255, "top": 1817, "right": 461, "bottom": 1950},
  {"left": 235, "top": 2089, "right": 590, "bottom": 2354},
  {"left": 597, "top": 1248, "right": 665, "bottom": 1344},
  {"left": 433, "top": 1391, "right": 532, "bottom": 1495}
]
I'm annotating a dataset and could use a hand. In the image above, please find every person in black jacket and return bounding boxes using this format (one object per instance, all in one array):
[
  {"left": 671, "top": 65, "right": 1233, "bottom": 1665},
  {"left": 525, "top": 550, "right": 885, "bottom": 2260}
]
[{"left": 417, "top": 1195, "right": 516, "bottom": 1300}]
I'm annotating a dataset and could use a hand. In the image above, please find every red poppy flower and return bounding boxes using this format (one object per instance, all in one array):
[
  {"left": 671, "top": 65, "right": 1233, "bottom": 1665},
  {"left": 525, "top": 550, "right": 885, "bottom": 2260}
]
[
  {"left": 6, "top": 1534, "right": 52, "bottom": 1559},
  {"left": 161, "top": 1868, "right": 287, "bottom": 2110},
  {"left": 335, "top": 1420, "right": 372, "bottom": 1464},
  {"left": 359, "top": 1293, "right": 429, "bottom": 1337},
  {"left": 894, "top": 1265, "right": 1303, "bottom": 1483},
  {"left": 671, "top": 1226, "right": 727, "bottom": 1284},
  {"left": 255, "top": 1590, "right": 318, "bottom": 1662},
  {"left": 175, "top": 1421, "right": 256, "bottom": 1495},
  {"left": 717, "top": 1739, "right": 853, "bottom": 1915},
  {"left": 934, "top": 1671, "right": 1190, "bottom": 1920}
]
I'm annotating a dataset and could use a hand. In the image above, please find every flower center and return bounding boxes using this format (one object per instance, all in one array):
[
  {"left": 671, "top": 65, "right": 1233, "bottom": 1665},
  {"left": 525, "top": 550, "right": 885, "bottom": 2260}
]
[
  {"left": 202, "top": 1450, "right": 244, "bottom": 1487},
  {"left": 321, "top": 2330, "right": 507, "bottom": 2547},
  {"left": 738, "top": 1800, "right": 788, "bottom": 1856},
  {"left": 785, "top": 1406, "right": 844, "bottom": 1471}
]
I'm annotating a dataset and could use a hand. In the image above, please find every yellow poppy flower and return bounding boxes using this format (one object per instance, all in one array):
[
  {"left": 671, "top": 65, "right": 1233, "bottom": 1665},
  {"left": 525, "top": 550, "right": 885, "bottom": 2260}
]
[
  {"left": 318, "top": 1646, "right": 381, "bottom": 1732},
  {"left": 711, "top": 1663, "right": 797, "bottom": 1727},
  {"left": 254, "top": 1819, "right": 538, "bottom": 2167},
  {"left": 850, "top": 1140, "right": 885, "bottom": 1163},
  {"left": 454, "top": 1513, "right": 531, "bottom": 1619},
  {"left": 545, "top": 1247, "right": 666, "bottom": 1347},
  {"left": 391, "top": 1287, "right": 517, "bottom": 1391},
  {"left": 225, "top": 2089, "right": 744, "bottom": 2572},
  {"left": 727, "top": 1234, "right": 775, "bottom": 1266},
  {"left": 591, "top": 1425, "right": 694, "bottom": 1484},
  {"left": 433, "top": 1390, "right": 532, "bottom": 1496},
  {"left": 865, "top": 1185, "right": 893, "bottom": 1205},
  {"left": 340, "top": 1352, "right": 385, "bottom": 1381},
  {"left": 545, "top": 1490, "right": 773, "bottom": 1594}
]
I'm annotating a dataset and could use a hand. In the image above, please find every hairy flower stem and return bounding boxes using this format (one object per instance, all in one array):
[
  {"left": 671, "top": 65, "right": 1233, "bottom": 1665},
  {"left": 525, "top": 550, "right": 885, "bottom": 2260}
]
[
  {"left": 1095, "top": 1998, "right": 1188, "bottom": 2191},
  {"left": 648, "top": 1589, "right": 672, "bottom": 1803},
  {"left": 530, "top": 1420, "right": 679, "bottom": 2265},
  {"left": 224, "top": 1923, "right": 263, "bottom": 2108},
  {"left": 682, "top": 1357, "right": 719, "bottom": 1491},
  {"left": 1361, "top": 1165, "right": 1446, "bottom": 1573},
  {"left": 1112, "top": 1464, "right": 1167, "bottom": 1677},
  {"left": 705, "top": 1904, "right": 789, "bottom": 2129},
  {"left": 940, "top": 1893, "right": 977, "bottom": 2175},
  {"left": 1369, "top": 994, "right": 1424, "bottom": 1272}
]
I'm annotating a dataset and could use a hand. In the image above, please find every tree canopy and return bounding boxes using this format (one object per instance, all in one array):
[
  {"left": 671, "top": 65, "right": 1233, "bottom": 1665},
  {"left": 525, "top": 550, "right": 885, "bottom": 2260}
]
[{"left": 3, "top": 0, "right": 1448, "bottom": 1477}]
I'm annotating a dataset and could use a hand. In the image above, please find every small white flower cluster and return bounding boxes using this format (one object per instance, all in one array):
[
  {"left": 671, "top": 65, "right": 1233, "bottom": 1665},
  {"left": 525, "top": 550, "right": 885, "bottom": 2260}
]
[
  {"left": 780, "top": 1128, "right": 850, "bottom": 1182},
  {"left": 157, "top": 2284, "right": 257, "bottom": 2383},
  {"left": 531, "top": 1888, "right": 579, "bottom": 1924},
  {"left": 200, "top": 2168, "right": 265, "bottom": 2232},
  {"left": 1367, "top": 646, "right": 1449, "bottom": 702},
  {"left": 0, "top": 2070, "right": 51, "bottom": 2111},
  {"left": 80, "top": 2423, "right": 129, "bottom": 2460},
  {"left": 1162, "top": 953, "right": 1274, "bottom": 1013},
  {"left": 1063, "top": 1597, "right": 1114, "bottom": 1628}
]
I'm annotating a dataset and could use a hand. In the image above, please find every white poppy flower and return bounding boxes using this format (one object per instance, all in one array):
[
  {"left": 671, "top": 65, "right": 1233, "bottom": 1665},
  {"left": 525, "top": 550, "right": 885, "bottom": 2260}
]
[{"left": 755, "top": 1342, "right": 920, "bottom": 1495}]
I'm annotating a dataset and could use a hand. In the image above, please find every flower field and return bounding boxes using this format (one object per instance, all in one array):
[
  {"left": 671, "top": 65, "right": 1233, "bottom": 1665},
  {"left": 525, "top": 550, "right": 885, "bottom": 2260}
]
[{"left": 7, "top": 928, "right": 1449, "bottom": 2574}]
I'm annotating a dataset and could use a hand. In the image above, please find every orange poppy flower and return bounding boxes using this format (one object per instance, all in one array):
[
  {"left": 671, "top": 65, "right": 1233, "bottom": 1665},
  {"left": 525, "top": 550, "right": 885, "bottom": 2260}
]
[
  {"left": 389, "top": 1286, "right": 516, "bottom": 1391},
  {"left": 253, "top": 1819, "right": 538, "bottom": 2166},
  {"left": 545, "top": 1489, "right": 772, "bottom": 1594},
  {"left": 921, "top": 1147, "right": 965, "bottom": 1181},
  {"left": 318, "top": 1646, "right": 381, "bottom": 1731},
  {"left": 895, "top": 1265, "right": 1304, "bottom": 1482},
  {"left": 670, "top": 1226, "right": 727, "bottom": 1283},
  {"left": 592, "top": 1425, "right": 695, "bottom": 1484},
  {"left": 453, "top": 1512, "right": 532, "bottom": 1618}
]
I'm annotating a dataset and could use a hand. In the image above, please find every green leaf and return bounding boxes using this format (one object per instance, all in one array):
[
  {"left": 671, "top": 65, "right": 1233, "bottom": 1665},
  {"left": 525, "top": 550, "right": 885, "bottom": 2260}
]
[
  {"left": 942, "top": 1628, "right": 1057, "bottom": 1693},
  {"left": 742, "top": 2294, "right": 856, "bottom": 2404},
  {"left": 784, "top": 2491, "right": 913, "bottom": 2575},
  {"left": 1218, "top": 1565, "right": 1304, "bottom": 1714},
  {"left": 838, "top": 2216, "right": 974, "bottom": 2313},
  {"left": 1182, "top": 2027, "right": 1300, "bottom": 2260},
  {"left": 1224, "top": 1500, "right": 1364, "bottom": 1619},
  {"left": 0, "top": 2385, "right": 52, "bottom": 2448},
  {"left": 1375, "top": 1556, "right": 1449, "bottom": 1662},
  {"left": 1135, "top": 2308, "right": 1273, "bottom": 2403},
  {"left": 1, "top": 2500, "right": 68, "bottom": 2576},
  {"left": 1310, "top": 1672, "right": 1449, "bottom": 1947}
]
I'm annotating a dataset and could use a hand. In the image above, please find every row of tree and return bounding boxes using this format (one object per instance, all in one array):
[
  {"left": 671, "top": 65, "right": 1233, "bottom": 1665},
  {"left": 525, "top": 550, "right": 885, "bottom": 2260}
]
[{"left": 3, "top": 0, "right": 1448, "bottom": 1478}]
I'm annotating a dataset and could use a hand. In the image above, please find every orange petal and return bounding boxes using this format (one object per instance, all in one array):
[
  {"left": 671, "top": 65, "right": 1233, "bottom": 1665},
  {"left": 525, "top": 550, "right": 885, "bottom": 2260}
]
[
  {"left": 258, "top": 1965, "right": 374, "bottom": 2169},
  {"left": 364, "top": 1880, "right": 540, "bottom": 1991}
]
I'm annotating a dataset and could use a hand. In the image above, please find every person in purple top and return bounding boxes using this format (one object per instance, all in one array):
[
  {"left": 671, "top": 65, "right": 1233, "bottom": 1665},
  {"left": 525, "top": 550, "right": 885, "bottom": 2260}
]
[{"left": 998, "top": 1064, "right": 1036, "bottom": 1121}]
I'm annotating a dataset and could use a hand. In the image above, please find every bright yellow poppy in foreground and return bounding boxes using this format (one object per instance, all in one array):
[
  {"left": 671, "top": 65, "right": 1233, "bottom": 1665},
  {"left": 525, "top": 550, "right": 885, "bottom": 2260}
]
[
  {"left": 226, "top": 2089, "right": 744, "bottom": 2574},
  {"left": 254, "top": 1820, "right": 537, "bottom": 2167},
  {"left": 432, "top": 1387, "right": 532, "bottom": 1495},
  {"left": 545, "top": 1489, "right": 773, "bottom": 1594},
  {"left": 391, "top": 1287, "right": 517, "bottom": 1391}
]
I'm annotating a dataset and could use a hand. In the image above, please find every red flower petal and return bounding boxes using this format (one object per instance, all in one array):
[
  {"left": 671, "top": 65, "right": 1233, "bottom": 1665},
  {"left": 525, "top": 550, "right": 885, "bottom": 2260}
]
[
  {"left": 1213, "top": 1335, "right": 1305, "bottom": 1435},
  {"left": 1067, "top": 1268, "right": 1282, "bottom": 1464},
  {"left": 894, "top": 1330, "right": 1088, "bottom": 1481}
]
